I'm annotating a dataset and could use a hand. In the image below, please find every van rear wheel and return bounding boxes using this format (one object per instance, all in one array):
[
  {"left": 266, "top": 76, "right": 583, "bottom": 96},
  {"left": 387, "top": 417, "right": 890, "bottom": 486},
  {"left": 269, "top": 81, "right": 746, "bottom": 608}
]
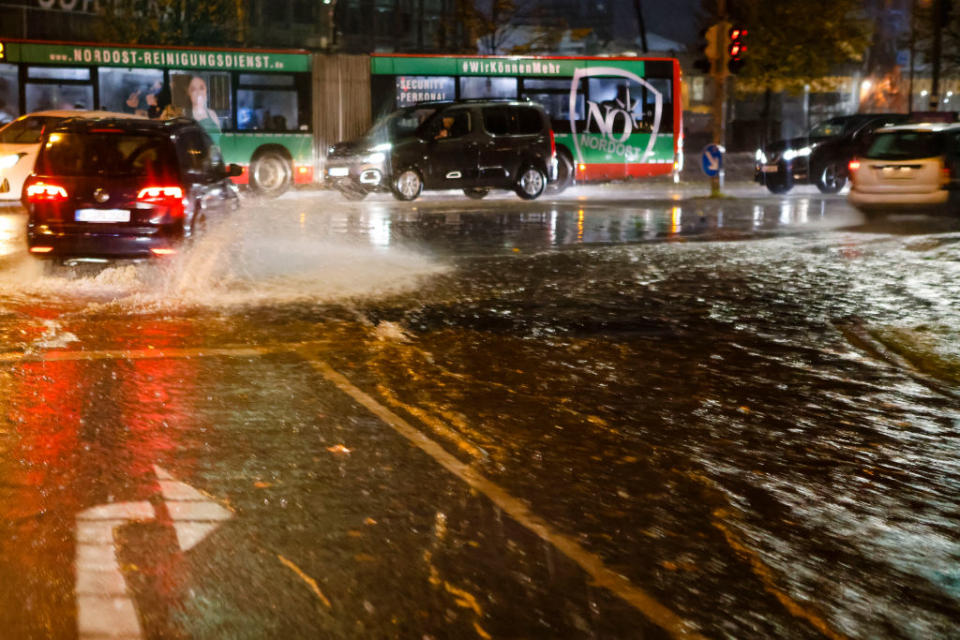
[{"left": 515, "top": 166, "right": 546, "bottom": 200}]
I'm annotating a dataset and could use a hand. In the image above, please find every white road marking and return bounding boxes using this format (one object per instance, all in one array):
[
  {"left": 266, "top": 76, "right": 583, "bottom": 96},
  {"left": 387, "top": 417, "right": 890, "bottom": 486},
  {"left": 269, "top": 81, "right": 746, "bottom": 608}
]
[
  {"left": 154, "top": 465, "right": 233, "bottom": 552},
  {"left": 74, "top": 469, "right": 233, "bottom": 639},
  {"left": 75, "top": 501, "right": 155, "bottom": 640}
]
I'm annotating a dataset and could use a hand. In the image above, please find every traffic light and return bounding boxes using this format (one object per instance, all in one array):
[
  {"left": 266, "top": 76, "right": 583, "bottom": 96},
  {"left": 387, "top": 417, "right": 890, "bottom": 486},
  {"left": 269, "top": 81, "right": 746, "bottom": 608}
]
[
  {"left": 727, "top": 26, "right": 747, "bottom": 74},
  {"left": 693, "top": 24, "right": 720, "bottom": 74}
]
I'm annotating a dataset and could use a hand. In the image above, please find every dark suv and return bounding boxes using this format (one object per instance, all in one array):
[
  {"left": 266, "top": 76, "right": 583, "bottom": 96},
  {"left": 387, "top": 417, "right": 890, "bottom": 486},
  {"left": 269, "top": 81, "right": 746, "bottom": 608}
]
[
  {"left": 755, "top": 113, "right": 909, "bottom": 194},
  {"left": 23, "top": 116, "right": 241, "bottom": 261},
  {"left": 326, "top": 100, "right": 557, "bottom": 201}
]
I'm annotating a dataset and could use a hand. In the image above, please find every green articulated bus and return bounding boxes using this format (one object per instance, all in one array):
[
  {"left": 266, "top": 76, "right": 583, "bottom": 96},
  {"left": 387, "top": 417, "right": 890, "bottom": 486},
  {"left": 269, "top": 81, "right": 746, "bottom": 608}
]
[{"left": 0, "top": 38, "right": 314, "bottom": 196}]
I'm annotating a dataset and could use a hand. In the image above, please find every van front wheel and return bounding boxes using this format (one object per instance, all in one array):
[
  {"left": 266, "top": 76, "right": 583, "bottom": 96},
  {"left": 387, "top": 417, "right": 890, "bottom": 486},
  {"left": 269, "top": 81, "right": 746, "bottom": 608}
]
[{"left": 392, "top": 169, "right": 423, "bottom": 201}]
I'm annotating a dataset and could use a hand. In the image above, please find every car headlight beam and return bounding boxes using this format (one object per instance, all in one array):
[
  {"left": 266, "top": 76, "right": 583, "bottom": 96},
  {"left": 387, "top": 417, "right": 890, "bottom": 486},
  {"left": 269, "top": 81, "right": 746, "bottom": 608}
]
[
  {"left": 782, "top": 146, "right": 812, "bottom": 161},
  {"left": 0, "top": 153, "right": 25, "bottom": 170}
]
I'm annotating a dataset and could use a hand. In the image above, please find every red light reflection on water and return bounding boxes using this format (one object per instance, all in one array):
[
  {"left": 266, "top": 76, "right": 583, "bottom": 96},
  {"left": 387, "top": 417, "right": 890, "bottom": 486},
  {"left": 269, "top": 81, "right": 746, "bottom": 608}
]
[{"left": 0, "top": 319, "right": 200, "bottom": 635}]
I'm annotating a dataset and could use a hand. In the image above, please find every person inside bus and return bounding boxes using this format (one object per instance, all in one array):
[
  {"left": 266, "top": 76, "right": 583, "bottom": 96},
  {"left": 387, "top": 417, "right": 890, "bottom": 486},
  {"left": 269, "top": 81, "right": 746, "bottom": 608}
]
[{"left": 186, "top": 75, "right": 221, "bottom": 140}]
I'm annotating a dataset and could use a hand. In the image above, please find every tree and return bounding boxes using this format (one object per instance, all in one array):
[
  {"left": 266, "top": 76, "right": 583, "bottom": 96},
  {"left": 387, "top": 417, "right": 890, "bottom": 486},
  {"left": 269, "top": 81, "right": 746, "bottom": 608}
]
[
  {"left": 727, "top": 0, "right": 872, "bottom": 92},
  {"left": 96, "top": 0, "right": 243, "bottom": 47},
  {"left": 442, "top": 0, "right": 590, "bottom": 55},
  {"left": 714, "top": 0, "right": 872, "bottom": 143}
]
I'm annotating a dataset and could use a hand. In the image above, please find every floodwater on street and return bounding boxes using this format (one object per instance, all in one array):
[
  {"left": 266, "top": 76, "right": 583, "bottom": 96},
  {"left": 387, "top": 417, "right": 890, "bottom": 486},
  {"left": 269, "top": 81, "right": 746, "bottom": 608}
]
[{"left": 0, "top": 187, "right": 959, "bottom": 639}]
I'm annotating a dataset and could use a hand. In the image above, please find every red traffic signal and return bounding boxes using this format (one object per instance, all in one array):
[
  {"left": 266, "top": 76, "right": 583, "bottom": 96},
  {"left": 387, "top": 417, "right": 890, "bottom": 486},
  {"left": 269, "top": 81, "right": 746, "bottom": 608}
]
[
  {"left": 727, "top": 26, "right": 747, "bottom": 74},
  {"left": 727, "top": 27, "right": 747, "bottom": 59}
]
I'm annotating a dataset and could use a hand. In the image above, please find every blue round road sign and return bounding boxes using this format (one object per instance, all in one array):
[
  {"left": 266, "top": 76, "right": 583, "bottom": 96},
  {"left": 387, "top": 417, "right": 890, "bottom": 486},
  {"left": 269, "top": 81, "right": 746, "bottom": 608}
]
[{"left": 701, "top": 144, "right": 724, "bottom": 177}]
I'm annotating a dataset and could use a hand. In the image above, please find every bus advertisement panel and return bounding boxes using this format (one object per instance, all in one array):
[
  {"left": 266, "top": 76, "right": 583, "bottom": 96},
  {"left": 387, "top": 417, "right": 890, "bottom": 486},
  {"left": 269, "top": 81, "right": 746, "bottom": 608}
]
[
  {"left": 371, "top": 54, "right": 682, "bottom": 186},
  {"left": 0, "top": 39, "right": 314, "bottom": 197}
]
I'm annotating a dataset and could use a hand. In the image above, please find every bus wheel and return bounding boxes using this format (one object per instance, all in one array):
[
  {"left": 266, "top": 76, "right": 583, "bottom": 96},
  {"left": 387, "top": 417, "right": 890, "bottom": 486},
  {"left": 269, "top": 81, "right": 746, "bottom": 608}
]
[
  {"left": 392, "top": 169, "right": 423, "bottom": 201},
  {"left": 515, "top": 166, "right": 546, "bottom": 200},
  {"left": 547, "top": 151, "right": 574, "bottom": 194},
  {"left": 463, "top": 188, "right": 489, "bottom": 200},
  {"left": 250, "top": 151, "right": 292, "bottom": 197}
]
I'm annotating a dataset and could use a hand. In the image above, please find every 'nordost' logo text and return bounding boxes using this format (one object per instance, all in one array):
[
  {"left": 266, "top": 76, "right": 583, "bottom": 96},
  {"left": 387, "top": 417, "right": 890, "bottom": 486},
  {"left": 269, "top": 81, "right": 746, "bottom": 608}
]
[
  {"left": 585, "top": 85, "right": 642, "bottom": 143},
  {"left": 569, "top": 67, "right": 662, "bottom": 164}
]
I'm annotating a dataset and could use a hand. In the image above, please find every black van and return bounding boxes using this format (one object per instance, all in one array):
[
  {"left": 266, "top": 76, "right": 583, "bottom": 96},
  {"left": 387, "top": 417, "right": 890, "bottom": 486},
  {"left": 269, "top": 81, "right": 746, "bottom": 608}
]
[{"left": 326, "top": 100, "right": 558, "bottom": 201}]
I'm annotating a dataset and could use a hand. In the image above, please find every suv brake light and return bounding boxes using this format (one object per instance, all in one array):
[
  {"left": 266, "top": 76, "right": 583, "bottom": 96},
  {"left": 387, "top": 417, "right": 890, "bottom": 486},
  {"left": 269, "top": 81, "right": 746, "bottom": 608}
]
[
  {"left": 138, "top": 186, "right": 184, "bottom": 218},
  {"left": 848, "top": 160, "right": 860, "bottom": 172},
  {"left": 138, "top": 186, "right": 183, "bottom": 200},
  {"left": 26, "top": 182, "right": 68, "bottom": 202},
  {"left": 549, "top": 130, "right": 557, "bottom": 159}
]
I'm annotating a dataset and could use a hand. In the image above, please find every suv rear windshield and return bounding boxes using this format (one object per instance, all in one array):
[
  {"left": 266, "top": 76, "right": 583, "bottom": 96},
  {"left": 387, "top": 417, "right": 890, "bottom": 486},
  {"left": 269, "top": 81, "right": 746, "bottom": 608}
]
[
  {"left": 37, "top": 131, "right": 177, "bottom": 177},
  {"left": 863, "top": 131, "right": 945, "bottom": 160}
]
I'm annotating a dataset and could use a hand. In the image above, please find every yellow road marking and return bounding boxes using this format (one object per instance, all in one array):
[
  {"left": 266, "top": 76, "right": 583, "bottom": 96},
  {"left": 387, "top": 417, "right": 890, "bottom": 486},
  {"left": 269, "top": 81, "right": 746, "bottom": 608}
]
[
  {"left": 0, "top": 341, "right": 330, "bottom": 364},
  {"left": 303, "top": 355, "right": 707, "bottom": 640},
  {"left": 278, "top": 554, "right": 333, "bottom": 609}
]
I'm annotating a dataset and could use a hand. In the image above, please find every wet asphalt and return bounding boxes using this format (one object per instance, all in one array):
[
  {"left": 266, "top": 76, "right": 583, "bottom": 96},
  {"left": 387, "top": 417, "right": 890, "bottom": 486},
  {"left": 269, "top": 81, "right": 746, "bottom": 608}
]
[{"left": 0, "top": 183, "right": 959, "bottom": 639}]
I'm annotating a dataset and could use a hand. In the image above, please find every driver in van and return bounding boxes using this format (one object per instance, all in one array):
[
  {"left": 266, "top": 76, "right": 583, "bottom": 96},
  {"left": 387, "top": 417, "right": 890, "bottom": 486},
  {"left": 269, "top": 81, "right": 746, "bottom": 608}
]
[{"left": 435, "top": 116, "right": 455, "bottom": 139}]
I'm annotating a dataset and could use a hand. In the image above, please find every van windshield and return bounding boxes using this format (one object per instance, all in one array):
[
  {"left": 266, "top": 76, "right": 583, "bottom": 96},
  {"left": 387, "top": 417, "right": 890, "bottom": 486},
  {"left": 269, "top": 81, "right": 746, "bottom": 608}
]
[
  {"left": 808, "top": 117, "right": 862, "bottom": 138},
  {"left": 864, "top": 131, "right": 945, "bottom": 160},
  {"left": 366, "top": 106, "right": 439, "bottom": 141}
]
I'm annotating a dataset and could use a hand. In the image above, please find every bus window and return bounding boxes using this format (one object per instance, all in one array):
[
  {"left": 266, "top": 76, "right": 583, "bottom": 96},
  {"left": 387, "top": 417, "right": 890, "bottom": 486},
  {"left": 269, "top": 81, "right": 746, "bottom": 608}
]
[
  {"left": 395, "top": 76, "right": 455, "bottom": 108},
  {"left": 520, "top": 78, "right": 586, "bottom": 134},
  {"left": 0, "top": 63, "right": 17, "bottom": 124},
  {"left": 28, "top": 67, "right": 90, "bottom": 81},
  {"left": 459, "top": 77, "right": 517, "bottom": 100},
  {"left": 170, "top": 71, "right": 232, "bottom": 137},
  {"left": 238, "top": 73, "right": 299, "bottom": 131},
  {"left": 25, "top": 66, "right": 93, "bottom": 112},
  {"left": 25, "top": 84, "right": 93, "bottom": 112},
  {"left": 99, "top": 68, "right": 164, "bottom": 117}
]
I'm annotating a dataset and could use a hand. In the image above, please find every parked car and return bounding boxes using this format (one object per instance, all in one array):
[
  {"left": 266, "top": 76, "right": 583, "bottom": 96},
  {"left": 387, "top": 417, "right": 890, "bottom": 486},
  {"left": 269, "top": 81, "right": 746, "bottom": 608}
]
[
  {"left": 23, "top": 116, "right": 242, "bottom": 261},
  {"left": 326, "top": 100, "right": 558, "bottom": 201},
  {"left": 848, "top": 121, "right": 960, "bottom": 215},
  {"left": 755, "top": 113, "right": 909, "bottom": 194},
  {"left": 0, "top": 110, "right": 140, "bottom": 202}
]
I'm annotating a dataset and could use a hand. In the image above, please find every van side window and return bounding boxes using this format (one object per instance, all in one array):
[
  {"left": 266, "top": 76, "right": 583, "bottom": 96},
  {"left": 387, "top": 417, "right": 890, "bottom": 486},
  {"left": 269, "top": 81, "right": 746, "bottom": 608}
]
[
  {"left": 430, "top": 109, "right": 471, "bottom": 140},
  {"left": 482, "top": 106, "right": 543, "bottom": 136},
  {"left": 482, "top": 107, "right": 511, "bottom": 135},
  {"left": 515, "top": 108, "right": 542, "bottom": 135}
]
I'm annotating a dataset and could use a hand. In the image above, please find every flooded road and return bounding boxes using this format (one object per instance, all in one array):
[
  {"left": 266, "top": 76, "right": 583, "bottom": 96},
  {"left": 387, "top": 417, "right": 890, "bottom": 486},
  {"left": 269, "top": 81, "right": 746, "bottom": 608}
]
[{"left": 1, "top": 186, "right": 959, "bottom": 639}]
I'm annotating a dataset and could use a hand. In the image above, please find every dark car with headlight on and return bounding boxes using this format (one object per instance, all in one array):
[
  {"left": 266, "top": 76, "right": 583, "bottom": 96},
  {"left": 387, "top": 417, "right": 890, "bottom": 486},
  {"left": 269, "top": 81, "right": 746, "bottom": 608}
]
[
  {"left": 23, "top": 116, "right": 242, "bottom": 262},
  {"left": 755, "top": 113, "right": 908, "bottom": 194},
  {"left": 326, "top": 100, "right": 557, "bottom": 201}
]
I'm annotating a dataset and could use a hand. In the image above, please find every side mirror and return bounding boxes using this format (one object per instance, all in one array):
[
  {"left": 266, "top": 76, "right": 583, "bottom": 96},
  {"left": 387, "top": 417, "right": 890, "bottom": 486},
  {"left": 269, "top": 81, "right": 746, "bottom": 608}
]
[{"left": 226, "top": 163, "right": 243, "bottom": 177}]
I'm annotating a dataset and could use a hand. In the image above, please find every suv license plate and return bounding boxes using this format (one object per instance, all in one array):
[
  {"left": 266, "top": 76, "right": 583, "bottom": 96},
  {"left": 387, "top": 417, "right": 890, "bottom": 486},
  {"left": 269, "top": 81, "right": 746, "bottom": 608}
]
[
  {"left": 76, "top": 209, "right": 130, "bottom": 223},
  {"left": 761, "top": 164, "right": 779, "bottom": 173},
  {"left": 328, "top": 167, "right": 349, "bottom": 177}
]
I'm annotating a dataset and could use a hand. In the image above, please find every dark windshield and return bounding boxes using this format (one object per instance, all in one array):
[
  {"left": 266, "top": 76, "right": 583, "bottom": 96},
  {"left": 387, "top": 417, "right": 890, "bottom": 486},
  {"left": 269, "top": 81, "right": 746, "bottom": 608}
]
[
  {"left": 0, "top": 116, "right": 65, "bottom": 144},
  {"left": 863, "top": 131, "right": 945, "bottom": 160},
  {"left": 366, "top": 106, "right": 439, "bottom": 141},
  {"left": 808, "top": 117, "right": 865, "bottom": 138},
  {"left": 37, "top": 131, "right": 177, "bottom": 177}
]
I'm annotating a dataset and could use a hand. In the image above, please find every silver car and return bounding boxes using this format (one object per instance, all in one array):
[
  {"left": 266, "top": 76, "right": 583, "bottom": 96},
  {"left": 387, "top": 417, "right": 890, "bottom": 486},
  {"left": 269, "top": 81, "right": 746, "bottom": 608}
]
[{"left": 848, "top": 122, "right": 960, "bottom": 215}]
